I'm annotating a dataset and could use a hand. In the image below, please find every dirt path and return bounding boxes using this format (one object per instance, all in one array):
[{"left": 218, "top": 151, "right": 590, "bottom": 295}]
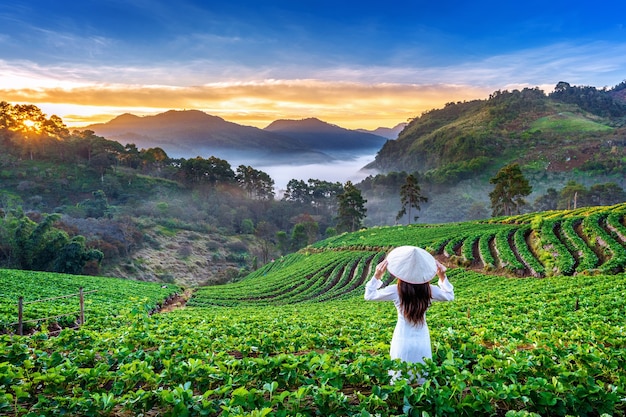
[{"left": 158, "top": 288, "right": 194, "bottom": 313}]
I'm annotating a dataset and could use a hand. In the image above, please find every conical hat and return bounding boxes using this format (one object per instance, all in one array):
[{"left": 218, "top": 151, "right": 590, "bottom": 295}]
[{"left": 386, "top": 245, "right": 437, "bottom": 284}]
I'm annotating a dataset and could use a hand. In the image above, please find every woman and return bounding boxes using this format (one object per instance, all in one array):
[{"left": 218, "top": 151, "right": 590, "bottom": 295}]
[{"left": 364, "top": 245, "right": 454, "bottom": 383}]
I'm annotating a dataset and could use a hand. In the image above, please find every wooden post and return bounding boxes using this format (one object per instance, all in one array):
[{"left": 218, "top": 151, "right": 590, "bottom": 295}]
[
  {"left": 79, "top": 287, "right": 85, "bottom": 326},
  {"left": 18, "top": 297, "right": 23, "bottom": 336}
]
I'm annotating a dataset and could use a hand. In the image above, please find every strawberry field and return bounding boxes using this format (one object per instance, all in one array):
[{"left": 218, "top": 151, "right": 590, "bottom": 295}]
[{"left": 1, "top": 204, "right": 625, "bottom": 416}]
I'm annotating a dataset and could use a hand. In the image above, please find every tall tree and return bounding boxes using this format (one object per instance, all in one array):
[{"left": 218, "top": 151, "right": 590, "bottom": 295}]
[
  {"left": 558, "top": 181, "right": 586, "bottom": 210},
  {"left": 336, "top": 181, "right": 367, "bottom": 232},
  {"left": 236, "top": 165, "right": 275, "bottom": 200},
  {"left": 254, "top": 220, "right": 276, "bottom": 264},
  {"left": 396, "top": 174, "right": 428, "bottom": 224},
  {"left": 534, "top": 188, "right": 559, "bottom": 212},
  {"left": 488, "top": 163, "right": 532, "bottom": 216},
  {"left": 282, "top": 179, "right": 311, "bottom": 204},
  {"left": 181, "top": 156, "right": 234, "bottom": 185}
]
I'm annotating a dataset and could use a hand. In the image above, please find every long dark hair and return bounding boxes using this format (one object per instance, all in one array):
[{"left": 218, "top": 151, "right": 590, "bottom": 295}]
[{"left": 397, "top": 280, "right": 432, "bottom": 326}]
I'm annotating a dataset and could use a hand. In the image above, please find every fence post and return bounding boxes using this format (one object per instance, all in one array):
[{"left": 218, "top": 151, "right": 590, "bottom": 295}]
[
  {"left": 79, "top": 287, "right": 85, "bottom": 326},
  {"left": 18, "top": 297, "right": 23, "bottom": 336}
]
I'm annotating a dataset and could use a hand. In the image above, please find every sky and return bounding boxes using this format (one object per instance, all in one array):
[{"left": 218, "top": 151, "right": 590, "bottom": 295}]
[{"left": 1, "top": 0, "right": 625, "bottom": 130}]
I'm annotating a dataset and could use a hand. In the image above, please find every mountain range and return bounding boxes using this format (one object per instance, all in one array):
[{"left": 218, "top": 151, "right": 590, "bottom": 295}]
[{"left": 86, "top": 111, "right": 389, "bottom": 165}]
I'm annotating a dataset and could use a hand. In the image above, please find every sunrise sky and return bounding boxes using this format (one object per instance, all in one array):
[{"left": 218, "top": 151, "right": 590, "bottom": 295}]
[{"left": 1, "top": 0, "right": 625, "bottom": 130}]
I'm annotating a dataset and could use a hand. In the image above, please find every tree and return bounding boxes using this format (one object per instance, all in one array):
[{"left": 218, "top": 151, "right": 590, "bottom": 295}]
[
  {"left": 585, "top": 183, "right": 626, "bottom": 206},
  {"left": 308, "top": 179, "right": 343, "bottom": 213},
  {"left": 53, "top": 236, "right": 104, "bottom": 274},
  {"left": 558, "top": 181, "right": 586, "bottom": 210},
  {"left": 488, "top": 163, "right": 532, "bottom": 216},
  {"left": 141, "top": 147, "right": 169, "bottom": 174},
  {"left": 14, "top": 213, "right": 69, "bottom": 271},
  {"left": 466, "top": 202, "right": 490, "bottom": 220},
  {"left": 254, "top": 221, "right": 276, "bottom": 264},
  {"left": 181, "top": 156, "right": 235, "bottom": 185},
  {"left": 78, "top": 190, "right": 110, "bottom": 218},
  {"left": 290, "top": 214, "right": 319, "bottom": 250},
  {"left": 396, "top": 174, "right": 428, "bottom": 224},
  {"left": 534, "top": 188, "right": 559, "bottom": 212},
  {"left": 275, "top": 231, "right": 289, "bottom": 256},
  {"left": 283, "top": 179, "right": 311, "bottom": 204},
  {"left": 236, "top": 165, "right": 275, "bottom": 200},
  {"left": 336, "top": 181, "right": 367, "bottom": 232}
]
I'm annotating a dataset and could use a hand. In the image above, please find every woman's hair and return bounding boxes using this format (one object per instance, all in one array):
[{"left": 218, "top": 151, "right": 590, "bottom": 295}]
[{"left": 397, "top": 280, "right": 431, "bottom": 326}]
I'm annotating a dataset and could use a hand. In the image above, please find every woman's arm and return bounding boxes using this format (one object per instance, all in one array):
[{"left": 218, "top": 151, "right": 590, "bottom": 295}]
[
  {"left": 431, "top": 260, "right": 454, "bottom": 301},
  {"left": 364, "top": 260, "right": 397, "bottom": 301}
]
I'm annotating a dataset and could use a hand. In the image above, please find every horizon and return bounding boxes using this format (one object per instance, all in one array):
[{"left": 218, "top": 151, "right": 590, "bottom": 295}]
[
  {"left": 78, "top": 108, "right": 407, "bottom": 132},
  {"left": 1, "top": 1, "right": 625, "bottom": 130}
]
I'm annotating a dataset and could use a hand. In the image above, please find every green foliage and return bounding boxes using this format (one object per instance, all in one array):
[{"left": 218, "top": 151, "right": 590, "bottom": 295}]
[
  {"left": 489, "top": 163, "right": 532, "bottom": 217},
  {"left": 2, "top": 211, "right": 104, "bottom": 275},
  {"left": 180, "top": 156, "right": 235, "bottom": 185},
  {"left": 1, "top": 205, "right": 626, "bottom": 415},
  {"left": 78, "top": 189, "right": 111, "bottom": 218},
  {"left": 0, "top": 269, "right": 180, "bottom": 332},
  {"left": 1, "top": 266, "right": 625, "bottom": 415},
  {"left": 336, "top": 181, "right": 367, "bottom": 233},
  {"left": 236, "top": 165, "right": 275, "bottom": 200},
  {"left": 368, "top": 82, "right": 625, "bottom": 187},
  {"left": 53, "top": 236, "right": 104, "bottom": 274},
  {"left": 550, "top": 81, "right": 626, "bottom": 118}
]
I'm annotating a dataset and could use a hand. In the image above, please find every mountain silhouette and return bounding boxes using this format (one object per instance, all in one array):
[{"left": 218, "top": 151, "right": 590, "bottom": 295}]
[{"left": 86, "top": 111, "right": 387, "bottom": 164}]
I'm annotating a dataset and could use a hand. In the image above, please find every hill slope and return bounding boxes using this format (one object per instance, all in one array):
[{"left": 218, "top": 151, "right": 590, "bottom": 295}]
[{"left": 366, "top": 83, "right": 626, "bottom": 183}]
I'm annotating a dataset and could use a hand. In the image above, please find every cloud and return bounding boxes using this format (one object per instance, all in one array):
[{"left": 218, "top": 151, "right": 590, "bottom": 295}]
[
  {"left": 2, "top": 40, "right": 625, "bottom": 129},
  {"left": 1, "top": 79, "right": 489, "bottom": 129}
]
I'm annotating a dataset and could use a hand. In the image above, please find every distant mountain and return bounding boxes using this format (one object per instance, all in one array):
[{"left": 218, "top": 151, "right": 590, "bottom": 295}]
[
  {"left": 86, "top": 111, "right": 387, "bottom": 164},
  {"left": 264, "top": 118, "right": 387, "bottom": 156},
  {"left": 357, "top": 122, "right": 407, "bottom": 139},
  {"left": 86, "top": 110, "right": 330, "bottom": 164}
]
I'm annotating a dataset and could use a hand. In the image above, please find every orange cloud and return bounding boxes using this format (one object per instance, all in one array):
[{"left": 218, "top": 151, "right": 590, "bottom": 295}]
[{"left": 1, "top": 80, "right": 491, "bottom": 129}]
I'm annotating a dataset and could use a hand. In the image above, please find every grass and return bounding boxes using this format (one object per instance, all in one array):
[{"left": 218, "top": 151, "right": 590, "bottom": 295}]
[{"left": 529, "top": 112, "right": 613, "bottom": 133}]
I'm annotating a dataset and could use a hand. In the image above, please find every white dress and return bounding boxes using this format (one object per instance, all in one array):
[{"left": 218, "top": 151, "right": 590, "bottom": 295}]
[{"left": 364, "top": 276, "right": 454, "bottom": 380}]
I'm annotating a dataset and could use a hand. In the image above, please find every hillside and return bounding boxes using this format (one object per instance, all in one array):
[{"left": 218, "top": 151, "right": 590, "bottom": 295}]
[
  {"left": 366, "top": 83, "right": 626, "bottom": 184},
  {"left": 2, "top": 205, "right": 625, "bottom": 415}
]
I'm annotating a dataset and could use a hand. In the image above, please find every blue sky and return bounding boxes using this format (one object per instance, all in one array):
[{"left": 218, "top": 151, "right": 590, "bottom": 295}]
[{"left": 1, "top": 0, "right": 625, "bottom": 129}]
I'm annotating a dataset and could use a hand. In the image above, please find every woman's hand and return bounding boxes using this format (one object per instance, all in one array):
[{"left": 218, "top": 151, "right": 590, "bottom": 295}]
[
  {"left": 435, "top": 260, "right": 447, "bottom": 280},
  {"left": 374, "top": 259, "right": 388, "bottom": 280}
]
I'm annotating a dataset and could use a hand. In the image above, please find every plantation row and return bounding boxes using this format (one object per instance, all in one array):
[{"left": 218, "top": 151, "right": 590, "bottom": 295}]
[
  {"left": 0, "top": 269, "right": 180, "bottom": 333},
  {"left": 318, "top": 204, "right": 626, "bottom": 278},
  {"left": 191, "top": 204, "right": 626, "bottom": 307},
  {"left": 189, "top": 251, "right": 384, "bottom": 307},
  {"left": 2, "top": 268, "right": 625, "bottom": 416}
]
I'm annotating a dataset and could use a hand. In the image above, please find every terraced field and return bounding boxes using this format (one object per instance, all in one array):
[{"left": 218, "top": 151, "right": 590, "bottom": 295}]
[
  {"left": 1, "top": 204, "right": 625, "bottom": 416},
  {"left": 192, "top": 203, "right": 626, "bottom": 307}
]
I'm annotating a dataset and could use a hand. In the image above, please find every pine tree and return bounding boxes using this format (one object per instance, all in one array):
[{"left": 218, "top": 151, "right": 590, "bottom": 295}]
[
  {"left": 336, "top": 181, "right": 367, "bottom": 232},
  {"left": 396, "top": 174, "right": 428, "bottom": 224}
]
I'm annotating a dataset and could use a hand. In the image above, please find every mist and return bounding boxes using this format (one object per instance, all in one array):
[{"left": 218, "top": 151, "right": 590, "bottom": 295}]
[{"left": 238, "top": 154, "right": 379, "bottom": 197}]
